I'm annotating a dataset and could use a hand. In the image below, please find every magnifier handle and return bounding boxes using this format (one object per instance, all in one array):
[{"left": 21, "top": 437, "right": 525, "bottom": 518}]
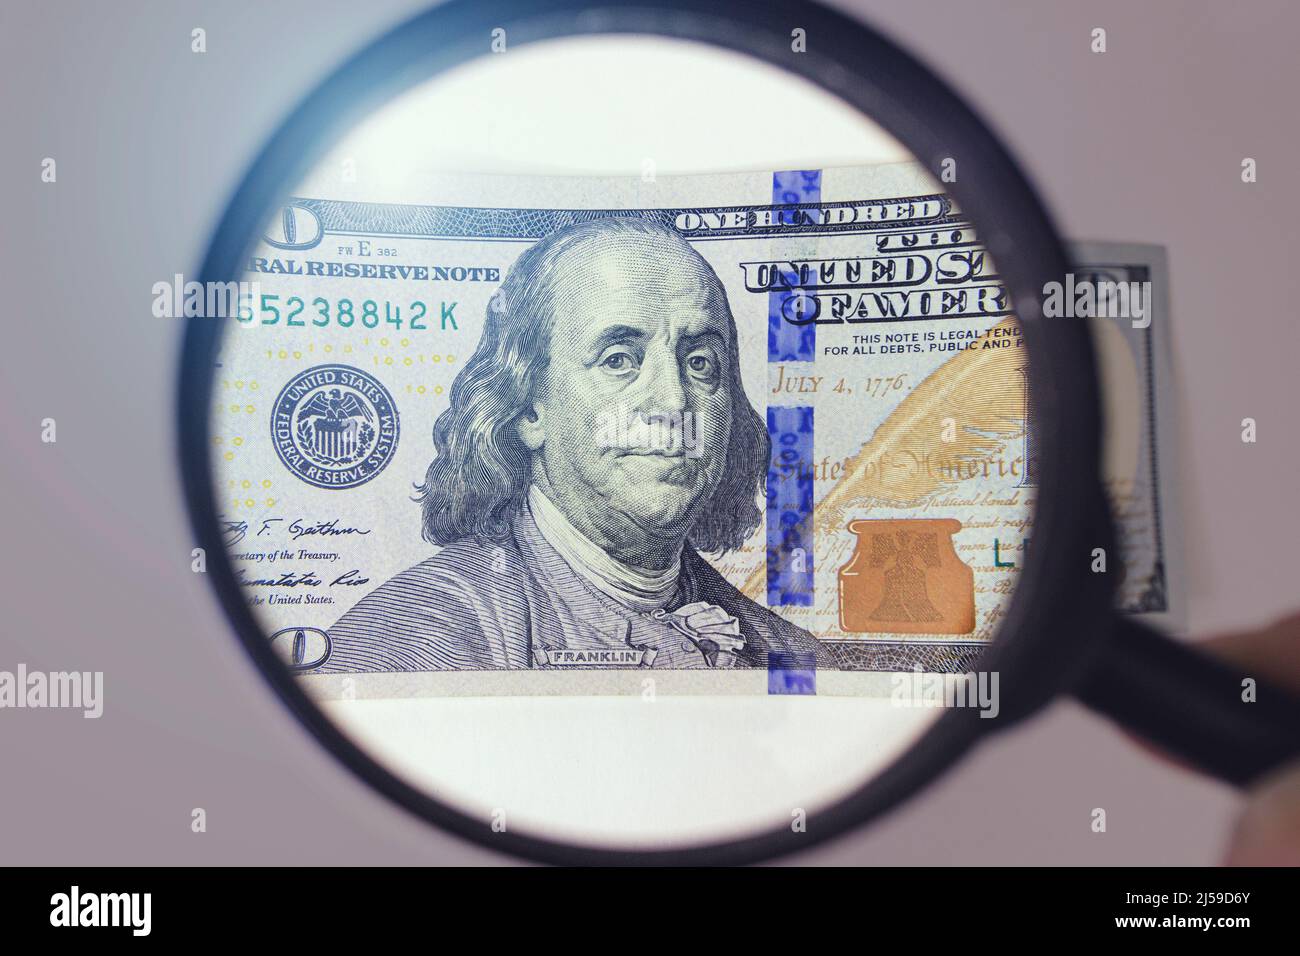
[{"left": 1074, "top": 616, "right": 1300, "bottom": 786}]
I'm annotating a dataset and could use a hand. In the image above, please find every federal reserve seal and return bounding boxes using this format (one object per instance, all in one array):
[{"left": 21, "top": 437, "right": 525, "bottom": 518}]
[{"left": 271, "top": 364, "right": 399, "bottom": 489}]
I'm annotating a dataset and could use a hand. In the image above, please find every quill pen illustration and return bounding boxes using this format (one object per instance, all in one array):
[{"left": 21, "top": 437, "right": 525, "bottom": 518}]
[{"left": 742, "top": 317, "right": 1028, "bottom": 600}]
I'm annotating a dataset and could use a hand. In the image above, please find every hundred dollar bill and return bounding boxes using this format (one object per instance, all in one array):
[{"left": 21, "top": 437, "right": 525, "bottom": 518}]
[
  {"left": 1071, "top": 241, "right": 1182, "bottom": 634},
  {"left": 209, "top": 163, "right": 1181, "bottom": 697}
]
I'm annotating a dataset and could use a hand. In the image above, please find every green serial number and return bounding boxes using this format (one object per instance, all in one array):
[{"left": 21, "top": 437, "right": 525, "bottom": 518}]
[{"left": 236, "top": 295, "right": 458, "bottom": 331}]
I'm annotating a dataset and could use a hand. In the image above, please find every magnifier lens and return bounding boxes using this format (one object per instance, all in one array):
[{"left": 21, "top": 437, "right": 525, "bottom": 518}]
[{"left": 203, "top": 35, "right": 1034, "bottom": 851}]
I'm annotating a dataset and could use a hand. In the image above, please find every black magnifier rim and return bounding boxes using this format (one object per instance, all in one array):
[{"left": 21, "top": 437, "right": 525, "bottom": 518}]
[{"left": 179, "top": 0, "right": 1111, "bottom": 866}]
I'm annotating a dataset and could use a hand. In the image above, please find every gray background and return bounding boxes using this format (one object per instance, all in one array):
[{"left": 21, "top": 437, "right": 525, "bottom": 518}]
[{"left": 1, "top": 0, "right": 1295, "bottom": 864}]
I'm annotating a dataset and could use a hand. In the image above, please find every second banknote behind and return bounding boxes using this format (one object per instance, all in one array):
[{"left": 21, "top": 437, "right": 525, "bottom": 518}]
[{"left": 210, "top": 162, "right": 1179, "bottom": 697}]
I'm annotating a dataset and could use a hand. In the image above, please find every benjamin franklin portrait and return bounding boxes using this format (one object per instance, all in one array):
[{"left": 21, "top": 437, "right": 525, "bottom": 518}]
[{"left": 322, "top": 217, "right": 825, "bottom": 671}]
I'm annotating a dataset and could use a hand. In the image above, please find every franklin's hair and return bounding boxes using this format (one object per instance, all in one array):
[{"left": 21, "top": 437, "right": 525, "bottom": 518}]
[{"left": 414, "top": 217, "right": 769, "bottom": 554}]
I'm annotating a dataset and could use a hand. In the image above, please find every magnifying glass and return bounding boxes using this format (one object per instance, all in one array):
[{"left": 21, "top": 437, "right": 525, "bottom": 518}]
[{"left": 178, "top": 0, "right": 1300, "bottom": 865}]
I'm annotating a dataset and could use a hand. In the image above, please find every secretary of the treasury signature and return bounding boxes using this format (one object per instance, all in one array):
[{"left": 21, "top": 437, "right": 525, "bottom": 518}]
[{"left": 221, "top": 516, "right": 373, "bottom": 547}]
